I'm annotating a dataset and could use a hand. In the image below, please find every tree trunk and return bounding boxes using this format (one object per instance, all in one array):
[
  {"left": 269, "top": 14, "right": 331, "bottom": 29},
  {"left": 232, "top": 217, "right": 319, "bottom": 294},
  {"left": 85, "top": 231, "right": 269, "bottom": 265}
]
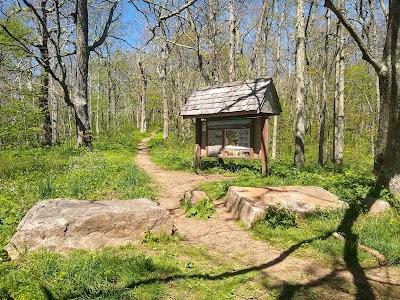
[
  {"left": 39, "top": 71, "right": 52, "bottom": 145},
  {"left": 318, "top": 9, "right": 330, "bottom": 165},
  {"left": 228, "top": 0, "right": 236, "bottom": 82},
  {"left": 333, "top": 0, "right": 345, "bottom": 165},
  {"left": 375, "top": 48, "right": 400, "bottom": 192},
  {"left": 208, "top": 0, "right": 218, "bottom": 83},
  {"left": 106, "top": 52, "right": 112, "bottom": 132},
  {"left": 294, "top": 0, "right": 306, "bottom": 166},
  {"left": 325, "top": 0, "right": 400, "bottom": 193},
  {"left": 139, "top": 60, "right": 147, "bottom": 133},
  {"left": 74, "top": 0, "right": 91, "bottom": 148},
  {"left": 50, "top": 77, "right": 59, "bottom": 145},
  {"left": 272, "top": 0, "right": 285, "bottom": 160},
  {"left": 96, "top": 59, "right": 100, "bottom": 135},
  {"left": 38, "top": 0, "right": 52, "bottom": 146},
  {"left": 249, "top": 0, "right": 268, "bottom": 77}
]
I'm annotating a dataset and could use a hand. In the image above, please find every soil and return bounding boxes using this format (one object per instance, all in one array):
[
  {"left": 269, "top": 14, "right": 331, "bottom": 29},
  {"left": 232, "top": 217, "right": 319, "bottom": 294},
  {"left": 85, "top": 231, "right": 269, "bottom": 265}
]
[{"left": 135, "top": 135, "right": 400, "bottom": 299}]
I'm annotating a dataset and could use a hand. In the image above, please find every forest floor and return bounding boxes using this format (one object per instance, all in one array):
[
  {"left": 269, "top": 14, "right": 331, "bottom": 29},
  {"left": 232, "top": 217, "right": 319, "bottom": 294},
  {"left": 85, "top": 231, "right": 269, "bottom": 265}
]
[{"left": 135, "top": 134, "right": 400, "bottom": 299}]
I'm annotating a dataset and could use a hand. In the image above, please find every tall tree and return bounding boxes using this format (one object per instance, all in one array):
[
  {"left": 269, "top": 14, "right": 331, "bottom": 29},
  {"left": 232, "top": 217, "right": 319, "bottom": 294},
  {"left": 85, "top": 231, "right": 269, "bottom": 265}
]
[
  {"left": 272, "top": 0, "right": 286, "bottom": 160},
  {"left": 139, "top": 58, "right": 147, "bottom": 133},
  {"left": 318, "top": 9, "right": 331, "bottom": 165},
  {"left": 325, "top": 0, "right": 400, "bottom": 193},
  {"left": 249, "top": 0, "right": 269, "bottom": 77},
  {"left": 228, "top": 0, "right": 236, "bottom": 81},
  {"left": 332, "top": 0, "right": 345, "bottom": 165},
  {"left": 294, "top": 0, "right": 306, "bottom": 166},
  {"left": 75, "top": 0, "right": 91, "bottom": 147},
  {"left": 208, "top": 0, "right": 218, "bottom": 83},
  {"left": 37, "top": 0, "right": 52, "bottom": 145},
  {"left": 1, "top": 0, "right": 119, "bottom": 147}
]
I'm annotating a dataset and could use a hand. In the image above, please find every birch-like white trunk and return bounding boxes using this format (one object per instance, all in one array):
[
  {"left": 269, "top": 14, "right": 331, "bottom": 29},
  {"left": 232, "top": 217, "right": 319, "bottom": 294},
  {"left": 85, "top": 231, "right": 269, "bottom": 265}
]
[
  {"left": 294, "top": 0, "right": 306, "bottom": 166},
  {"left": 139, "top": 60, "right": 147, "bottom": 133},
  {"left": 333, "top": 0, "right": 345, "bottom": 165},
  {"left": 318, "top": 9, "right": 330, "bottom": 165}
]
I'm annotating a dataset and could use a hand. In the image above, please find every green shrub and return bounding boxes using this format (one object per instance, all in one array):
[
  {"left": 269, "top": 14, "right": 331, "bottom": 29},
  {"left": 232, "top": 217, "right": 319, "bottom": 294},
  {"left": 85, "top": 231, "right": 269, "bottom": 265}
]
[
  {"left": 256, "top": 205, "right": 297, "bottom": 229},
  {"left": 180, "top": 198, "right": 215, "bottom": 219}
]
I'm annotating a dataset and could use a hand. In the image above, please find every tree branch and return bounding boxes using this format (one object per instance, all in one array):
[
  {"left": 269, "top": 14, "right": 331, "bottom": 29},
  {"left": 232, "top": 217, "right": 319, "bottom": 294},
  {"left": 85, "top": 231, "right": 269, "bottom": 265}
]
[
  {"left": 377, "top": 0, "right": 389, "bottom": 22},
  {"left": 159, "top": 0, "right": 197, "bottom": 21},
  {"left": 324, "top": 0, "right": 384, "bottom": 73},
  {"left": 89, "top": 0, "right": 119, "bottom": 51}
]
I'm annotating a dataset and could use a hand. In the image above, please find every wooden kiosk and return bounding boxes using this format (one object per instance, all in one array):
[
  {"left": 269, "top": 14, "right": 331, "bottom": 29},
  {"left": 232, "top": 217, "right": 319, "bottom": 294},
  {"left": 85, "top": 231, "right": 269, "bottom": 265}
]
[{"left": 181, "top": 78, "right": 282, "bottom": 174}]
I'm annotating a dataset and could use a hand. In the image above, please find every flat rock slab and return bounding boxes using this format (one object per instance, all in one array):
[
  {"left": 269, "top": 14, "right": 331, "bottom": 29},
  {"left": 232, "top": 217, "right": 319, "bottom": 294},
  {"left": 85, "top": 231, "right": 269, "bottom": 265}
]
[
  {"left": 226, "top": 186, "right": 348, "bottom": 227},
  {"left": 5, "top": 198, "right": 173, "bottom": 259}
]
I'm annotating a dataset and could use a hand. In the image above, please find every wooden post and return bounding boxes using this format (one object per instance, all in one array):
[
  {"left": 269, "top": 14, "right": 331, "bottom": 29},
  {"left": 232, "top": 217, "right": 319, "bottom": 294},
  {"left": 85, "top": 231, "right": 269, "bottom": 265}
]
[
  {"left": 261, "top": 115, "right": 269, "bottom": 174},
  {"left": 195, "top": 118, "right": 202, "bottom": 170}
]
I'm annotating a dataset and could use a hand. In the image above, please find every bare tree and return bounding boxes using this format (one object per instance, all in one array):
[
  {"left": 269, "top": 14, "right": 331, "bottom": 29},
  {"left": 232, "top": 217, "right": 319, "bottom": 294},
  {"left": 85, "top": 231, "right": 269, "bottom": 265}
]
[
  {"left": 332, "top": 0, "right": 345, "bottom": 165},
  {"left": 272, "top": 0, "right": 286, "bottom": 160},
  {"left": 228, "top": 0, "right": 236, "bottom": 81},
  {"left": 1, "top": 0, "right": 119, "bottom": 147},
  {"left": 318, "top": 9, "right": 331, "bottom": 165},
  {"left": 325, "top": 0, "right": 400, "bottom": 193},
  {"left": 294, "top": 0, "right": 306, "bottom": 166},
  {"left": 138, "top": 58, "right": 147, "bottom": 133}
]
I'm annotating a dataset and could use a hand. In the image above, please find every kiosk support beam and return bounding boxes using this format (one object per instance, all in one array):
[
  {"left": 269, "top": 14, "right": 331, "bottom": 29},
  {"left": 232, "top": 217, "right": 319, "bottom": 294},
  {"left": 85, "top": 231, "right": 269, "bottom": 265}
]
[
  {"left": 261, "top": 116, "right": 269, "bottom": 175},
  {"left": 195, "top": 118, "right": 202, "bottom": 170}
]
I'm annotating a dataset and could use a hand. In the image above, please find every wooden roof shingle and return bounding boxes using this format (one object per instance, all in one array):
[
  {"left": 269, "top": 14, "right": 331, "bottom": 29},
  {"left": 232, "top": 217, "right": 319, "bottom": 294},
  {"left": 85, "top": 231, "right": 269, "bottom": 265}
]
[{"left": 180, "top": 78, "right": 281, "bottom": 118}]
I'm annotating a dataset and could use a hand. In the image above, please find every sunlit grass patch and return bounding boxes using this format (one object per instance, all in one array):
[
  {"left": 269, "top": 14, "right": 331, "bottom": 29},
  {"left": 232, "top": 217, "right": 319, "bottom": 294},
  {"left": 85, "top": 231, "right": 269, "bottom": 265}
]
[{"left": 0, "top": 134, "right": 156, "bottom": 250}]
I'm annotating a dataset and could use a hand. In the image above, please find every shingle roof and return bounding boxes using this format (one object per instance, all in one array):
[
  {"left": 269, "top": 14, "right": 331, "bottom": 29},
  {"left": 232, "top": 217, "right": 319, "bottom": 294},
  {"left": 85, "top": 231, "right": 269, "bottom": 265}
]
[{"left": 181, "top": 78, "right": 281, "bottom": 118}]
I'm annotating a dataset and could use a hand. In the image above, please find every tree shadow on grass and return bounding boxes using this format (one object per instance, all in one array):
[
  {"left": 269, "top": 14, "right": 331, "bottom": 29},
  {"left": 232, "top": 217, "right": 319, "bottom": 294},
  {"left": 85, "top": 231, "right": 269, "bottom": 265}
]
[
  {"left": 57, "top": 198, "right": 393, "bottom": 300},
  {"left": 200, "top": 158, "right": 261, "bottom": 173},
  {"left": 277, "top": 196, "right": 380, "bottom": 299}
]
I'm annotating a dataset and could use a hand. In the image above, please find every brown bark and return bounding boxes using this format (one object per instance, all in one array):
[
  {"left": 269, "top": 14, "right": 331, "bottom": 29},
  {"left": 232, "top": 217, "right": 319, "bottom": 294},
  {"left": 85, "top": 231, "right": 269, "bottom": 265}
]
[{"left": 332, "top": 232, "right": 387, "bottom": 266}]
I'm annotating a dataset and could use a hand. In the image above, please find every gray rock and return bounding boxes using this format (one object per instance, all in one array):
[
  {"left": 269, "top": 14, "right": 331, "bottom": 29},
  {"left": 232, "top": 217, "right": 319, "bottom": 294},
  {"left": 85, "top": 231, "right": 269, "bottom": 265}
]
[
  {"left": 364, "top": 196, "right": 392, "bottom": 215},
  {"left": 225, "top": 186, "right": 348, "bottom": 227},
  {"left": 5, "top": 198, "right": 173, "bottom": 259},
  {"left": 183, "top": 190, "right": 209, "bottom": 204}
]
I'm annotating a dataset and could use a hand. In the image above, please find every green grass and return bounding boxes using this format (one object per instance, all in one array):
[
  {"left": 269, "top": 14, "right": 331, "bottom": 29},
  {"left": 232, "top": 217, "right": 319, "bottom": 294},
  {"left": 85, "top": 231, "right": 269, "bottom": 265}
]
[
  {"left": 0, "top": 238, "right": 271, "bottom": 300},
  {"left": 148, "top": 134, "right": 400, "bottom": 266},
  {"left": 1, "top": 131, "right": 399, "bottom": 299},
  {"left": 0, "top": 131, "right": 155, "bottom": 250}
]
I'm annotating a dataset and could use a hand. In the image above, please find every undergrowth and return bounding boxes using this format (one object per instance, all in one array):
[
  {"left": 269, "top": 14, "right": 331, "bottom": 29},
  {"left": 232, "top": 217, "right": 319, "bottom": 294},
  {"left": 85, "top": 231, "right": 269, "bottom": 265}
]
[
  {"left": 0, "top": 131, "right": 155, "bottom": 250},
  {"left": 259, "top": 205, "right": 297, "bottom": 229},
  {"left": 149, "top": 134, "right": 400, "bottom": 265},
  {"left": 180, "top": 198, "right": 216, "bottom": 219},
  {"left": 0, "top": 242, "right": 267, "bottom": 299}
]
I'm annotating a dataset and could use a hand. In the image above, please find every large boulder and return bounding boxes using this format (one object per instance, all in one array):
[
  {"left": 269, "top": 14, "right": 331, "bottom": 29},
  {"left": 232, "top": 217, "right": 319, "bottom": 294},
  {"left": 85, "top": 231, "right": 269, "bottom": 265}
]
[
  {"left": 5, "top": 198, "right": 173, "bottom": 259},
  {"left": 226, "top": 186, "right": 348, "bottom": 227}
]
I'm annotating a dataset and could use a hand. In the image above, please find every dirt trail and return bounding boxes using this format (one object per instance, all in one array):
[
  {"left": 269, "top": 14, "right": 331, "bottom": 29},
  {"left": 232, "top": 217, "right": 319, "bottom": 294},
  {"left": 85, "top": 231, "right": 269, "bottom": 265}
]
[{"left": 135, "top": 135, "right": 400, "bottom": 298}]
